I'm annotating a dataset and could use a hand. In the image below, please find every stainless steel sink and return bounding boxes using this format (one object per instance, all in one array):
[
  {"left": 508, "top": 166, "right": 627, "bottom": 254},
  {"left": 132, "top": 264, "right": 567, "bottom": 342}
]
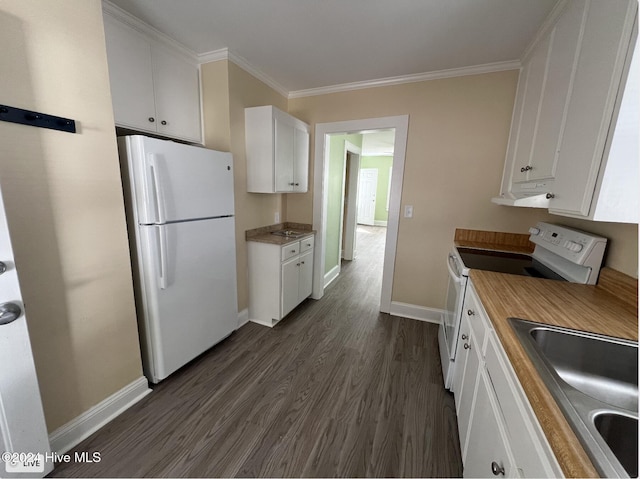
[
  {"left": 510, "top": 318, "right": 638, "bottom": 478},
  {"left": 270, "top": 230, "right": 307, "bottom": 239}
]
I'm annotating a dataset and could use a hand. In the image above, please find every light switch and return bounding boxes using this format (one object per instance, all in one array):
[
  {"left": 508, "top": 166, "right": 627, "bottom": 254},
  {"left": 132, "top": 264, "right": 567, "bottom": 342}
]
[
  {"left": 404, "top": 205, "right": 413, "bottom": 218},
  {"left": 274, "top": 212, "right": 280, "bottom": 223}
]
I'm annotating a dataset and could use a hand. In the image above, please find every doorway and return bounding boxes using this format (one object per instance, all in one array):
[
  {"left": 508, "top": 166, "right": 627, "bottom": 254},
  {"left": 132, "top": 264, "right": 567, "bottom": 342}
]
[{"left": 311, "top": 116, "right": 409, "bottom": 314}]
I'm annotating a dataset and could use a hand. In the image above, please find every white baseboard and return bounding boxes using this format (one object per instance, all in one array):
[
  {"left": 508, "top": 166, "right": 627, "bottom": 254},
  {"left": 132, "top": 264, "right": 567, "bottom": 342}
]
[
  {"left": 249, "top": 317, "right": 275, "bottom": 328},
  {"left": 389, "top": 301, "right": 443, "bottom": 324},
  {"left": 374, "top": 220, "right": 388, "bottom": 227},
  {"left": 324, "top": 265, "right": 340, "bottom": 288},
  {"left": 237, "top": 308, "right": 249, "bottom": 328},
  {"left": 49, "top": 376, "right": 151, "bottom": 455}
]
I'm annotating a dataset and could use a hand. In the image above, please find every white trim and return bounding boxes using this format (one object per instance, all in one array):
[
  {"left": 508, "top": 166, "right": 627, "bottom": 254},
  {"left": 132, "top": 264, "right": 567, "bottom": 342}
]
[
  {"left": 197, "top": 48, "right": 229, "bottom": 64},
  {"left": 102, "top": 1, "right": 197, "bottom": 63},
  {"left": 312, "top": 116, "right": 409, "bottom": 314},
  {"left": 48, "top": 377, "right": 151, "bottom": 455},
  {"left": 373, "top": 220, "right": 388, "bottom": 227},
  {"left": 249, "top": 318, "right": 275, "bottom": 328},
  {"left": 289, "top": 60, "right": 521, "bottom": 99},
  {"left": 197, "top": 48, "right": 290, "bottom": 98},
  {"left": 324, "top": 264, "right": 340, "bottom": 288},
  {"left": 237, "top": 308, "right": 249, "bottom": 328},
  {"left": 389, "top": 302, "right": 443, "bottom": 324},
  {"left": 521, "top": 0, "right": 569, "bottom": 63}
]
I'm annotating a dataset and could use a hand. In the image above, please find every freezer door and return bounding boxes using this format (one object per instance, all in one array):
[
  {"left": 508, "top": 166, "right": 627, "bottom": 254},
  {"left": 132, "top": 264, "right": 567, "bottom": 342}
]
[
  {"left": 123, "top": 135, "right": 235, "bottom": 224},
  {"left": 137, "top": 217, "right": 238, "bottom": 382}
]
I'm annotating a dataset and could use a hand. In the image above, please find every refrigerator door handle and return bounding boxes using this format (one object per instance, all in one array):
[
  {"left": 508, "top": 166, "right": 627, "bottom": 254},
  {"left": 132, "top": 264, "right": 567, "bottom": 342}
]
[
  {"left": 156, "top": 226, "right": 169, "bottom": 290},
  {"left": 148, "top": 154, "right": 167, "bottom": 224}
]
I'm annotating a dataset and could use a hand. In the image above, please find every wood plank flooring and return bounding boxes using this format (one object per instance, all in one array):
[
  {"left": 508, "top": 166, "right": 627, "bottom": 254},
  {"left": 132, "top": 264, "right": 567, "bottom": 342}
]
[{"left": 49, "top": 226, "right": 462, "bottom": 478}]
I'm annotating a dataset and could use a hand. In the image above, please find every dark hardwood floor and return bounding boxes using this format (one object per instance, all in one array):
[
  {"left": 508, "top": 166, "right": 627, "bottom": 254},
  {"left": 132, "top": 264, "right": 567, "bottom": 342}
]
[{"left": 50, "top": 225, "right": 462, "bottom": 478}]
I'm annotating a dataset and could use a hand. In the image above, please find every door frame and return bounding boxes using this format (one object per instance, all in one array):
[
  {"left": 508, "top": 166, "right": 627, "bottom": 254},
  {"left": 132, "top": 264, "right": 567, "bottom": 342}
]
[
  {"left": 341, "top": 141, "right": 361, "bottom": 261},
  {"left": 311, "top": 115, "right": 409, "bottom": 314}
]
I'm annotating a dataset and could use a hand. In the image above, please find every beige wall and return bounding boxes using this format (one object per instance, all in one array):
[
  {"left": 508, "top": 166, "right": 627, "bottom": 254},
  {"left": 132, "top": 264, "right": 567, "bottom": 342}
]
[
  {"left": 201, "top": 60, "right": 289, "bottom": 311},
  {"left": 289, "top": 72, "right": 638, "bottom": 309},
  {"left": 0, "top": 1, "right": 143, "bottom": 431}
]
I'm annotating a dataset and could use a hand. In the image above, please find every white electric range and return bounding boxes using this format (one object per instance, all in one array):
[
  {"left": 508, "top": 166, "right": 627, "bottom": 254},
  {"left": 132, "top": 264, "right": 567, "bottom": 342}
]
[{"left": 439, "top": 222, "right": 608, "bottom": 389}]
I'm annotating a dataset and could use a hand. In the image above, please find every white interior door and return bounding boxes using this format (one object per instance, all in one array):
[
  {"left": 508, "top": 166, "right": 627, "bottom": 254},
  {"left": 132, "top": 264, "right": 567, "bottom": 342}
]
[
  {"left": 357, "top": 168, "right": 378, "bottom": 226},
  {"left": 0, "top": 185, "right": 52, "bottom": 477}
]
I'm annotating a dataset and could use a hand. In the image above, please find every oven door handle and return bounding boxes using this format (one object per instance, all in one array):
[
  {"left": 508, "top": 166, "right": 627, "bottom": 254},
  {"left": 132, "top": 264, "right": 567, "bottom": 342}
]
[{"left": 447, "top": 253, "right": 465, "bottom": 284}]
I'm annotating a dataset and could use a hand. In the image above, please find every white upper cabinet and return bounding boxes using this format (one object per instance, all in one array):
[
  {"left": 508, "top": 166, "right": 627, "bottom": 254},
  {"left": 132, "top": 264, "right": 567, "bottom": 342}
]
[
  {"left": 245, "top": 106, "right": 310, "bottom": 193},
  {"left": 103, "top": 10, "right": 202, "bottom": 143},
  {"left": 550, "top": 0, "right": 638, "bottom": 221},
  {"left": 494, "top": 0, "right": 638, "bottom": 223}
]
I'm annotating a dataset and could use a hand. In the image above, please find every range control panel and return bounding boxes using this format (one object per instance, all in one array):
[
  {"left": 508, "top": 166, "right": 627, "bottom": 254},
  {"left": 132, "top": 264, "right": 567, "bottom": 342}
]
[{"left": 528, "top": 222, "right": 607, "bottom": 267}]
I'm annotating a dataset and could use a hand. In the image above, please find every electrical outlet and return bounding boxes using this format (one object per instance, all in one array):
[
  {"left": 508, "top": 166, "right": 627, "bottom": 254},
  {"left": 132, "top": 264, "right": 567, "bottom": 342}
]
[
  {"left": 274, "top": 212, "right": 280, "bottom": 223},
  {"left": 404, "top": 205, "right": 413, "bottom": 218}
]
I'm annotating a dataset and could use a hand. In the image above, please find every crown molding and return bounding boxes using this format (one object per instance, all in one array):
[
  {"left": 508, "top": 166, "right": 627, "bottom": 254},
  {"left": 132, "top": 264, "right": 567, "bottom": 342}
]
[
  {"left": 197, "top": 49, "right": 289, "bottom": 98},
  {"left": 521, "top": 0, "right": 569, "bottom": 63},
  {"left": 288, "top": 60, "right": 521, "bottom": 99},
  {"left": 102, "top": 0, "right": 198, "bottom": 63},
  {"left": 197, "top": 48, "right": 229, "bottom": 64}
]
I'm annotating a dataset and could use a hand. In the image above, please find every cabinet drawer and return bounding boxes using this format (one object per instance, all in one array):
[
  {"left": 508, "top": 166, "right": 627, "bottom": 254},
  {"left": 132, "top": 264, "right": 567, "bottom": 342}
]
[
  {"left": 300, "top": 235, "right": 314, "bottom": 252},
  {"left": 281, "top": 242, "right": 300, "bottom": 261}
]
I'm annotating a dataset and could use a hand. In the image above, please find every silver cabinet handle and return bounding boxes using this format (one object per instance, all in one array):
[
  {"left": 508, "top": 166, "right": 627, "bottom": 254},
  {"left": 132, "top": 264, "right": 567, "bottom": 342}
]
[
  {"left": 520, "top": 165, "right": 532, "bottom": 172},
  {"left": 546, "top": 193, "right": 555, "bottom": 199},
  {"left": 0, "top": 302, "right": 22, "bottom": 325},
  {"left": 491, "top": 461, "right": 505, "bottom": 476},
  {"left": 467, "top": 309, "right": 474, "bottom": 316},
  {"left": 463, "top": 343, "right": 470, "bottom": 350},
  {"left": 0, "top": 261, "right": 6, "bottom": 275},
  {"left": 461, "top": 334, "right": 468, "bottom": 340},
  {"left": 148, "top": 117, "right": 155, "bottom": 123},
  {"left": 161, "top": 120, "right": 167, "bottom": 125}
]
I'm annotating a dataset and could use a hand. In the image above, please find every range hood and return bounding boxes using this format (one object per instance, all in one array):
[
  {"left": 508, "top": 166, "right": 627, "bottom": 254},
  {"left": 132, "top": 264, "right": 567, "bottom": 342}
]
[{"left": 491, "top": 192, "right": 551, "bottom": 208}]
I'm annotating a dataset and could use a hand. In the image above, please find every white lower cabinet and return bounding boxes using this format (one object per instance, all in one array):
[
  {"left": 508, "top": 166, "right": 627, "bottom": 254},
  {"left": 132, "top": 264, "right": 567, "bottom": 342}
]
[
  {"left": 464, "top": 368, "right": 518, "bottom": 478},
  {"left": 455, "top": 282, "right": 563, "bottom": 478},
  {"left": 248, "top": 235, "right": 314, "bottom": 326},
  {"left": 281, "top": 249, "right": 313, "bottom": 317}
]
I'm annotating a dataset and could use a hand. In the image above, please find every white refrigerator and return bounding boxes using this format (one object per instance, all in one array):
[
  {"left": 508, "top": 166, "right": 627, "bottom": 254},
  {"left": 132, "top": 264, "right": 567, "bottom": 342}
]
[{"left": 118, "top": 135, "right": 238, "bottom": 383}]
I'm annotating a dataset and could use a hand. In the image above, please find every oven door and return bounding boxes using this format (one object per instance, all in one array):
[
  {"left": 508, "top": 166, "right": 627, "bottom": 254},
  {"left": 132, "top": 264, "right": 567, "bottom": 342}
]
[{"left": 443, "top": 252, "right": 467, "bottom": 360}]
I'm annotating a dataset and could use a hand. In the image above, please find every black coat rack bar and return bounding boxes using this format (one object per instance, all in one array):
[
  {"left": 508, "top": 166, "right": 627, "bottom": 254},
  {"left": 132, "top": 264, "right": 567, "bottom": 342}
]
[{"left": 0, "top": 104, "right": 76, "bottom": 133}]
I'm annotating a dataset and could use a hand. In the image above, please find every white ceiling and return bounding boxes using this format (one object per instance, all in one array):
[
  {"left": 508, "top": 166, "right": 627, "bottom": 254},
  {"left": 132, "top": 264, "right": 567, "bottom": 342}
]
[
  {"left": 108, "top": 0, "right": 559, "bottom": 94},
  {"left": 361, "top": 130, "right": 396, "bottom": 157}
]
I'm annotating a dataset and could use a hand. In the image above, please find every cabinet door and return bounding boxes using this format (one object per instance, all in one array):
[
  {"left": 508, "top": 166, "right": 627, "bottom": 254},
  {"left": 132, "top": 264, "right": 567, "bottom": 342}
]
[
  {"left": 103, "top": 16, "right": 156, "bottom": 132},
  {"left": 151, "top": 45, "right": 202, "bottom": 143},
  {"left": 274, "top": 118, "right": 295, "bottom": 192},
  {"left": 529, "top": 1, "right": 587, "bottom": 182},
  {"left": 293, "top": 126, "right": 309, "bottom": 192},
  {"left": 298, "top": 249, "right": 313, "bottom": 303},
  {"left": 457, "top": 329, "right": 481, "bottom": 461},
  {"left": 452, "top": 313, "right": 471, "bottom": 400},
  {"left": 512, "top": 33, "right": 552, "bottom": 182},
  {"left": 551, "top": 0, "right": 637, "bottom": 216},
  {"left": 464, "top": 370, "right": 518, "bottom": 478},
  {"left": 281, "top": 256, "right": 300, "bottom": 317}
]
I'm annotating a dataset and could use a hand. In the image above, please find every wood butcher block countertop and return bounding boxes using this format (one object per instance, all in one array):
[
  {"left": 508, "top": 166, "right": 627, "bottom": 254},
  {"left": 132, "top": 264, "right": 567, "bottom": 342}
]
[{"left": 469, "top": 268, "right": 638, "bottom": 478}]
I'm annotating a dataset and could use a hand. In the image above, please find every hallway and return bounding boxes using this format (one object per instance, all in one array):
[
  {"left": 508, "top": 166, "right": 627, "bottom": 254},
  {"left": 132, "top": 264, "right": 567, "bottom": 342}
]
[{"left": 51, "top": 225, "right": 462, "bottom": 478}]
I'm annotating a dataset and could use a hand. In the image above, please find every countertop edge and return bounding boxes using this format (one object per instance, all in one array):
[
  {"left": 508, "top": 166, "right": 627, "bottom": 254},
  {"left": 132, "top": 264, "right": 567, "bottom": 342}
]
[{"left": 469, "top": 269, "right": 637, "bottom": 478}]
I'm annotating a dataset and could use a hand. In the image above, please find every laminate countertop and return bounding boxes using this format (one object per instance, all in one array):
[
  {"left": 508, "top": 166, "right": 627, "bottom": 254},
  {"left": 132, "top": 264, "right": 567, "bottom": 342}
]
[{"left": 469, "top": 268, "right": 638, "bottom": 478}]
